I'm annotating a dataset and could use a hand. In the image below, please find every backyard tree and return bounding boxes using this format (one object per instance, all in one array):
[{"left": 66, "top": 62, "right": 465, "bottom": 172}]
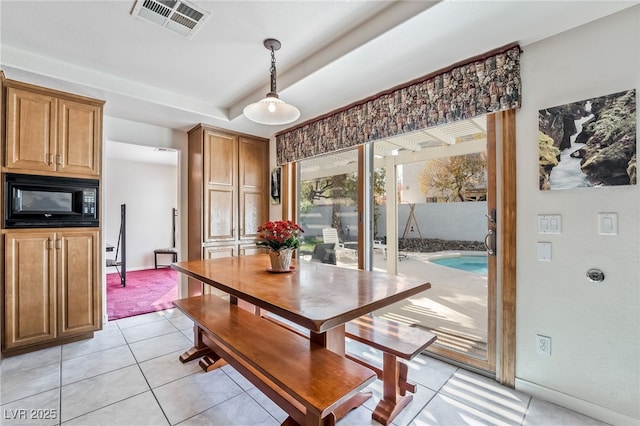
[
  {"left": 344, "top": 169, "right": 387, "bottom": 238},
  {"left": 299, "top": 174, "right": 350, "bottom": 239},
  {"left": 418, "top": 153, "right": 487, "bottom": 202},
  {"left": 300, "top": 169, "right": 387, "bottom": 239}
]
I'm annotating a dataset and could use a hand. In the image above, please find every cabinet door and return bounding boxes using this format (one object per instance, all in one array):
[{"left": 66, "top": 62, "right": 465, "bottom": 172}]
[
  {"left": 238, "top": 243, "right": 262, "bottom": 257},
  {"left": 57, "top": 230, "right": 101, "bottom": 337},
  {"left": 238, "top": 137, "right": 268, "bottom": 240},
  {"left": 201, "top": 245, "right": 235, "bottom": 296},
  {"left": 4, "top": 232, "right": 56, "bottom": 349},
  {"left": 5, "top": 88, "right": 57, "bottom": 172},
  {"left": 57, "top": 99, "right": 101, "bottom": 176},
  {"left": 203, "top": 131, "right": 238, "bottom": 242},
  {"left": 203, "top": 244, "right": 235, "bottom": 259}
]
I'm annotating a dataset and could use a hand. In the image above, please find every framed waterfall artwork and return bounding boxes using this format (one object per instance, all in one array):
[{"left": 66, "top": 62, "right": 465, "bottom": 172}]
[
  {"left": 538, "top": 89, "right": 636, "bottom": 190},
  {"left": 271, "top": 167, "right": 281, "bottom": 205}
]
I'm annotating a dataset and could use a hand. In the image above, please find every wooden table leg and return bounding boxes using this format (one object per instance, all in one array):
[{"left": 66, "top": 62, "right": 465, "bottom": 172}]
[
  {"left": 310, "top": 325, "right": 345, "bottom": 355},
  {"left": 372, "top": 353, "right": 413, "bottom": 425}
]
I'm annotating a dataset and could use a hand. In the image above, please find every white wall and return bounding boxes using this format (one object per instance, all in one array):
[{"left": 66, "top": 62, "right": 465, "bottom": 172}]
[
  {"left": 104, "top": 157, "right": 177, "bottom": 270},
  {"left": 395, "top": 202, "right": 487, "bottom": 241},
  {"left": 515, "top": 7, "right": 639, "bottom": 424}
]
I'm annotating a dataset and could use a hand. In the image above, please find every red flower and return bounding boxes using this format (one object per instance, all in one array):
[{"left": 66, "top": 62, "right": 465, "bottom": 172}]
[{"left": 257, "top": 220, "right": 304, "bottom": 251}]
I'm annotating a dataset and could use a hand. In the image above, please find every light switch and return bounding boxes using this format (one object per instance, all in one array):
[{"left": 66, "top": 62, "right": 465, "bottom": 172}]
[
  {"left": 538, "top": 215, "right": 561, "bottom": 234},
  {"left": 598, "top": 213, "right": 617, "bottom": 235},
  {"left": 537, "top": 242, "right": 552, "bottom": 261}
]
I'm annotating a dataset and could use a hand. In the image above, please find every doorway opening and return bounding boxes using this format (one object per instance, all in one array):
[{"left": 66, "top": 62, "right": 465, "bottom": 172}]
[{"left": 104, "top": 141, "right": 179, "bottom": 321}]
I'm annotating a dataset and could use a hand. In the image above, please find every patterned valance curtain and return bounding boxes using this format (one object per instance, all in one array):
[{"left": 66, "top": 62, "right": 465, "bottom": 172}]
[{"left": 276, "top": 43, "right": 521, "bottom": 165}]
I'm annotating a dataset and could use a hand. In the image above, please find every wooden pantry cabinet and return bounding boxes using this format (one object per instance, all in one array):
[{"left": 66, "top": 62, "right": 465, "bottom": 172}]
[
  {"left": 3, "top": 79, "right": 103, "bottom": 177},
  {"left": 187, "top": 124, "right": 269, "bottom": 295},
  {"left": 3, "top": 229, "right": 101, "bottom": 351}
]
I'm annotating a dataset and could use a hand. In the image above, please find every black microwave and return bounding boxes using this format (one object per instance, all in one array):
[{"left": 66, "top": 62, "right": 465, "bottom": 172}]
[{"left": 3, "top": 173, "right": 99, "bottom": 228}]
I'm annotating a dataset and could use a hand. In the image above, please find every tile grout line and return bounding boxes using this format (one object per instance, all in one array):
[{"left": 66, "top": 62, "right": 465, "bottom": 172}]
[
  {"left": 59, "top": 321, "right": 159, "bottom": 425},
  {"left": 134, "top": 358, "right": 172, "bottom": 425}
]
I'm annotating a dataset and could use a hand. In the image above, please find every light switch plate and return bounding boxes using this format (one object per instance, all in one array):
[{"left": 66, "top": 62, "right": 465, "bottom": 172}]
[
  {"left": 537, "top": 242, "right": 552, "bottom": 261},
  {"left": 598, "top": 213, "right": 617, "bottom": 235},
  {"left": 538, "top": 215, "right": 561, "bottom": 234}
]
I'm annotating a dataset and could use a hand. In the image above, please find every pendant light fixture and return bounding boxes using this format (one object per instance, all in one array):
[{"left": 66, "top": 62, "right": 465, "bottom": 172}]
[{"left": 243, "top": 38, "right": 301, "bottom": 126}]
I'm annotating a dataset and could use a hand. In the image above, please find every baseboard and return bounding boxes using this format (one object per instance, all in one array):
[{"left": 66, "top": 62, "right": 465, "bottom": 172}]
[{"left": 515, "top": 378, "right": 638, "bottom": 426}]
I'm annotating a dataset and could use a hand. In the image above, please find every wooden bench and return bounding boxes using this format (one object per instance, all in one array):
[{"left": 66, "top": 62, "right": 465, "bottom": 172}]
[
  {"left": 258, "top": 310, "right": 438, "bottom": 425},
  {"left": 174, "top": 295, "right": 377, "bottom": 426},
  {"left": 345, "top": 315, "right": 437, "bottom": 425}
]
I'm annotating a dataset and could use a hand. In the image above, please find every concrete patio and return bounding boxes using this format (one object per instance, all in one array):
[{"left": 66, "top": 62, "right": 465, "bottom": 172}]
[{"left": 304, "top": 250, "right": 489, "bottom": 359}]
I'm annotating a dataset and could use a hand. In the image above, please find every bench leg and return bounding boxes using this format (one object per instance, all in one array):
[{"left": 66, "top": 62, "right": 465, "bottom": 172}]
[
  {"left": 179, "top": 325, "right": 214, "bottom": 363},
  {"left": 332, "top": 392, "right": 372, "bottom": 421},
  {"left": 372, "top": 353, "right": 414, "bottom": 426},
  {"left": 295, "top": 411, "right": 335, "bottom": 426},
  {"left": 199, "top": 354, "right": 227, "bottom": 372}
]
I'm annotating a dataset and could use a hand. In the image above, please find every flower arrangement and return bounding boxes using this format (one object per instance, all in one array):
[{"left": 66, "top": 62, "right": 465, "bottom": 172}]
[{"left": 256, "top": 220, "right": 304, "bottom": 252}]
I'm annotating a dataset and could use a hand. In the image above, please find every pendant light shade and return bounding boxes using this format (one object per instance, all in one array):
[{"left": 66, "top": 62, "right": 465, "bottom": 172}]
[{"left": 243, "top": 39, "right": 300, "bottom": 126}]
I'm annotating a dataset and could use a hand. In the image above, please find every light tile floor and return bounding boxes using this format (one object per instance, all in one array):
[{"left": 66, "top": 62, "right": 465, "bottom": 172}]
[{"left": 1, "top": 309, "right": 608, "bottom": 426}]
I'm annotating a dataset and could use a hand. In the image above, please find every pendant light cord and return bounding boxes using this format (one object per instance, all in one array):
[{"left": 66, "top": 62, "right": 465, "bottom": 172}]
[{"left": 270, "top": 47, "right": 277, "bottom": 94}]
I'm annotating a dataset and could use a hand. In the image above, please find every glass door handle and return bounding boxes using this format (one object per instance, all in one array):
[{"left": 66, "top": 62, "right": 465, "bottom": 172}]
[{"left": 484, "top": 228, "right": 496, "bottom": 256}]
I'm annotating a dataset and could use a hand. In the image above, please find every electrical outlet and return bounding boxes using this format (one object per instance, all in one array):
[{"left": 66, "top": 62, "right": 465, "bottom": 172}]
[{"left": 536, "top": 335, "right": 551, "bottom": 356}]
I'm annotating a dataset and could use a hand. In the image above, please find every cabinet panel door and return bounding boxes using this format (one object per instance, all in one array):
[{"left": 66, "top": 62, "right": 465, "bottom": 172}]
[
  {"left": 238, "top": 137, "right": 267, "bottom": 189},
  {"left": 201, "top": 245, "right": 235, "bottom": 296},
  {"left": 5, "top": 88, "right": 57, "bottom": 172},
  {"left": 238, "top": 243, "right": 262, "bottom": 257},
  {"left": 204, "top": 131, "right": 237, "bottom": 186},
  {"left": 58, "top": 99, "right": 101, "bottom": 176},
  {"left": 57, "top": 231, "right": 100, "bottom": 336},
  {"left": 203, "top": 244, "right": 235, "bottom": 259},
  {"left": 238, "top": 137, "right": 268, "bottom": 240},
  {"left": 205, "top": 188, "right": 235, "bottom": 241},
  {"left": 203, "top": 131, "right": 238, "bottom": 242},
  {"left": 240, "top": 191, "right": 267, "bottom": 240},
  {"left": 4, "top": 233, "right": 56, "bottom": 349}
]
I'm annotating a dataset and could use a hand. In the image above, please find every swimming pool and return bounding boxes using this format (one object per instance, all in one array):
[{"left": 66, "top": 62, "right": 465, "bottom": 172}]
[{"left": 430, "top": 255, "right": 488, "bottom": 275}]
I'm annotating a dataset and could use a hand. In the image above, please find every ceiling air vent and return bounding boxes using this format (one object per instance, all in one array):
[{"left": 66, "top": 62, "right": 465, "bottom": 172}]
[{"left": 131, "top": 0, "right": 210, "bottom": 38}]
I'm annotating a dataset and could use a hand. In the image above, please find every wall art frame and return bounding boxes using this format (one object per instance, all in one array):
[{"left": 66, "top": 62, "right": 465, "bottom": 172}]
[{"left": 538, "top": 89, "right": 636, "bottom": 190}]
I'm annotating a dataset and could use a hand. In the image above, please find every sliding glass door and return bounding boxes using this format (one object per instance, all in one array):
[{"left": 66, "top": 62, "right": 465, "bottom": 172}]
[
  {"left": 293, "top": 116, "right": 498, "bottom": 373},
  {"left": 296, "top": 149, "right": 359, "bottom": 269}
]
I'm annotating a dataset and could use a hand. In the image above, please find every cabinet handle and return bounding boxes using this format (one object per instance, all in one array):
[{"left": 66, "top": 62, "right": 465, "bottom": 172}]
[
  {"left": 55, "top": 238, "right": 61, "bottom": 249},
  {"left": 56, "top": 154, "right": 62, "bottom": 166},
  {"left": 48, "top": 238, "right": 53, "bottom": 250},
  {"left": 47, "top": 154, "right": 54, "bottom": 166}
]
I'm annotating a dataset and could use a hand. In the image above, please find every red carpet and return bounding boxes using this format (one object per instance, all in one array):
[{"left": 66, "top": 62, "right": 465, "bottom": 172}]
[{"left": 106, "top": 268, "right": 178, "bottom": 321}]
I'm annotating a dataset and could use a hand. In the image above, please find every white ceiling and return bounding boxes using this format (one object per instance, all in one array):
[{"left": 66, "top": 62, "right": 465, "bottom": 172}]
[{"left": 1, "top": 0, "right": 637, "bottom": 143}]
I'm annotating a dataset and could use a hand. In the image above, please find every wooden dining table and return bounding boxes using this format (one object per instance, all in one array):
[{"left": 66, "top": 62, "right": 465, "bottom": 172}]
[{"left": 172, "top": 254, "right": 431, "bottom": 356}]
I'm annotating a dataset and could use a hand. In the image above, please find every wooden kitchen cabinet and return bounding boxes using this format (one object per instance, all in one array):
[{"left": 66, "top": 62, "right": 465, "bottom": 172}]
[
  {"left": 3, "top": 229, "right": 101, "bottom": 351},
  {"left": 188, "top": 124, "right": 269, "bottom": 295},
  {"left": 4, "top": 80, "right": 103, "bottom": 177}
]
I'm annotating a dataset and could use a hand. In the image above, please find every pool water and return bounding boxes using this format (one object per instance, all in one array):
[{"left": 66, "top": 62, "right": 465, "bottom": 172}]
[{"left": 430, "top": 255, "right": 488, "bottom": 275}]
